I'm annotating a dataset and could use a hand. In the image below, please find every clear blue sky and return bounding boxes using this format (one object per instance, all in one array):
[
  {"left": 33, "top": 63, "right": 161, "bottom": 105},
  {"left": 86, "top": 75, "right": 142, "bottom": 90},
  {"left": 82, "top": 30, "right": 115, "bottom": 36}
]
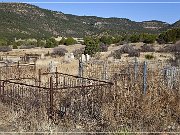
[{"left": 1, "top": 0, "right": 180, "bottom": 24}]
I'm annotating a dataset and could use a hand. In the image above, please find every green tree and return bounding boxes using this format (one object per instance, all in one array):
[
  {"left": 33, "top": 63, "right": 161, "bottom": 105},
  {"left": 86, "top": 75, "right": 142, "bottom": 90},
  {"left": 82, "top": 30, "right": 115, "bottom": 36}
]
[
  {"left": 0, "top": 38, "right": 7, "bottom": 46},
  {"left": 15, "top": 41, "right": 25, "bottom": 46},
  {"left": 45, "top": 38, "right": 58, "bottom": 48},
  {"left": 64, "top": 37, "right": 77, "bottom": 45},
  {"left": 59, "top": 37, "right": 66, "bottom": 45},
  {"left": 143, "top": 34, "right": 157, "bottom": 44},
  {"left": 157, "top": 28, "right": 180, "bottom": 44},
  {"left": 100, "top": 36, "right": 113, "bottom": 45},
  {"left": 129, "top": 34, "right": 140, "bottom": 43},
  {"left": 13, "top": 44, "right": 18, "bottom": 49},
  {"left": 113, "top": 35, "right": 122, "bottom": 44},
  {"left": 37, "top": 39, "right": 45, "bottom": 47},
  {"left": 84, "top": 37, "right": 99, "bottom": 56},
  {"left": 28, "top": 41, "right": 37, "bottom": 46}
]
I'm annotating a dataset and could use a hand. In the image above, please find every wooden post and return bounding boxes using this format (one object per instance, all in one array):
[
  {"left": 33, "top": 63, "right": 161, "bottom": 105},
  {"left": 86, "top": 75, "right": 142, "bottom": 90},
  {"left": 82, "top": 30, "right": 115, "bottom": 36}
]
[
  {"left": 55, "top": 67, "right": 58, "bottom": 89},
  {"left": 143, "top": 61, "right": 147, "bottom": 94},
  {"left": 5, "top": 63, "right": 8, "bottom": 80},
  {"left": 1, "top": 81, "right": 5, "bottom": 100},
  {"left": 78, "top": 59, "right": 83, "bottom": 77},
  {"left": 38, "top": 69, "right": 41, "bottom": 87},
  {"left": 34, "top": 61, "right": 36, "bottom": 71},
  {"left": 49, "top": 76, "right": 54, "bottom": 119},
  {"left": 0, "top": 67, "right": 1, "bottom": 81},
  {"left": 0, "top": 81, "right": 1, "bottom": 96},
  {"left": 17, "top": 61, "right": 20, "bottom": 79},
  {"left": 114, "top": 73, "right": 118, "bottom": 87},
  {"left": 102, "top": 61, "right": 107, "bottom": 80},
  {"left": 134, "top": 57, "right": 138, "bottom": 82}
]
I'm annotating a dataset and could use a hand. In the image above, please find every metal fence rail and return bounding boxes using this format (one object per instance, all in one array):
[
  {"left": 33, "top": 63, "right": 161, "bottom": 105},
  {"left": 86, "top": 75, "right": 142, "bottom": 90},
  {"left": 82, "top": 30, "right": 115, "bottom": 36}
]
[
  {"left": 0, "top": 59, "right": 180, "bottom": 132},
  {"left": 0, "top": 62, "right": 36, "bottom": 81},
  {"left": 0, "top": 69, "right": 113, "bottom": 126}
]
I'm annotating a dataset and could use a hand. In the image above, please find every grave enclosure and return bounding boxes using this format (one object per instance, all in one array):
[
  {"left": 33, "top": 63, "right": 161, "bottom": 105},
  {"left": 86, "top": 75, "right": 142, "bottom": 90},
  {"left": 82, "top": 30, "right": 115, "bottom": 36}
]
[
  {"left": 0, "top": 58, "right": 180, "bottom": 132},
  {"left": 78, "top": 58, "right": 180, "bottom": 132},
  {"left": 0, "top": 62, "right": 113, "bottom": 128}
]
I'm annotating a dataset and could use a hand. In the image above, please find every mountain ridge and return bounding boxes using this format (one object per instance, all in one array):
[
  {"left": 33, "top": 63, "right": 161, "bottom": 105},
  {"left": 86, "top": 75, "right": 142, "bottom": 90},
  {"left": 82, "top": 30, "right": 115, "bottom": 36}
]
[{"left": 0, "top": 3, "right": 179, "bottom": 39}]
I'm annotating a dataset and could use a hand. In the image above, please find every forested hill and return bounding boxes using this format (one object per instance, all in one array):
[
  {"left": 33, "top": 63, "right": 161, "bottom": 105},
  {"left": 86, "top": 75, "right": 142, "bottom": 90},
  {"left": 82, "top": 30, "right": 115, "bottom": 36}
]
[{"left": 0, "top": 3, "right": 179, "bottom": 39}]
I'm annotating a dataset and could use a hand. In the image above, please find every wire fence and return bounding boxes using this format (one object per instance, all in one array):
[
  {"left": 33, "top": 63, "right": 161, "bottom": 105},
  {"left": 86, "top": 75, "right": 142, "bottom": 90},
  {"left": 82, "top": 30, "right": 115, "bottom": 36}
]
[
  {"left": 0, "top": 59, "right": 180, "bottom": 132},
  {"left": 0, "top": 66, "right": 113, "bottom": 128}
]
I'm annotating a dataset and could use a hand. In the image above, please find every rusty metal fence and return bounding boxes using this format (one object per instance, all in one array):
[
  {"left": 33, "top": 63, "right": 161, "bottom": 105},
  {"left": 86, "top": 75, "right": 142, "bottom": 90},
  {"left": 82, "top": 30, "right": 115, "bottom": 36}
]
[
  {"left": 1, "top": 59, "right": 180, "bottom": 132},
  {"left": 0, "top": 68, "right": 113, "bottom": 126},
  {"left": 0, "top": 62, "right": 36, "bottom": 81}
]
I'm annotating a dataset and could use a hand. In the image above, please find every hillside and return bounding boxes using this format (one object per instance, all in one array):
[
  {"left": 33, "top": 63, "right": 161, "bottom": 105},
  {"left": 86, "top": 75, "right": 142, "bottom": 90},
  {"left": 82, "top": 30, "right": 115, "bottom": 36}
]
[
  {"left": 171, "top": 20, "right": 180, "bottom": 28},
  {"left": 0, "top": 3, "right": 179, "bottom": 39}
]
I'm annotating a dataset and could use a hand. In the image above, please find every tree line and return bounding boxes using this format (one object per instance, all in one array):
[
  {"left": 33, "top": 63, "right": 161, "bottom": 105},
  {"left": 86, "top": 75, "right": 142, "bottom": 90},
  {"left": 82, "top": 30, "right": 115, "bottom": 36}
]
[
  {"left": 0, "top": 28, "right": 180, "bottom": 54},
  {"left": 0, "top": 37, "right": 77, "bottom": 50}
]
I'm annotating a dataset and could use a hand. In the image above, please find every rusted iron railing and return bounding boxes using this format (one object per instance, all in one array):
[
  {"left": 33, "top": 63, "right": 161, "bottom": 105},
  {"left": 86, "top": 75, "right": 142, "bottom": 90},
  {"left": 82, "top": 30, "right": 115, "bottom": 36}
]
[{"left": 0, "top": 68, "right": 113, "bottom": 125}]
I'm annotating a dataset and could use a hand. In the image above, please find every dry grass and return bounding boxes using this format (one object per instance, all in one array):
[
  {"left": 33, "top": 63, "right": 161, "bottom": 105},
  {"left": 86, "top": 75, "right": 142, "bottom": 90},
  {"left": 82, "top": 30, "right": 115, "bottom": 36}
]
[{"left": 0, "top": 44, "right": 179, "bottom": 133}]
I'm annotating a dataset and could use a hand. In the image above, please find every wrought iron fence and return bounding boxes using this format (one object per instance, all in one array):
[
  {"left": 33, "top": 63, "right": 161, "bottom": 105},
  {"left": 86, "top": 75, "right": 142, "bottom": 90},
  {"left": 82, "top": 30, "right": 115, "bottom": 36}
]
[
  {"left": 0, "top": 69, "right": 113, "bottom": 126},
  {"left": 0, "top": 62, "right": 36, "bottom": 81}
]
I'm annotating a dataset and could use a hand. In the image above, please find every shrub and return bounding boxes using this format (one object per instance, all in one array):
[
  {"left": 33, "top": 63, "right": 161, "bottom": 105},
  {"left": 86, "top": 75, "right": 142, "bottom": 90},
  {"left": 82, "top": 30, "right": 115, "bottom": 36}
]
[
  {"left": 145, "top": 54, "right": 155, "bottom": 60},
  {"left": 13, "top": 44, "right": 18, "bottom": 49},
  {"left": 140, "top": 44, "right": 155, "bottom": 52},
  {"left": 112, "top": 49, "right": 122, "bottom": 59},
  {"left": 52, "top": 47, "right": 68, "bottom": 57},
  {"left": 64, "top": 37, "right": 77, "bottom": 45},
  {"left": 0, "top": 46, "right": 12, "bottom": 52},
  {"left": 19, "top": 45, "right": 35, "bottom": 49},
  {"left": 59, "top": 37, "right": 66, "bottom": 45},
  {"left": 72, "top": 48, "right": 85, "bottom": 59},
  {"left": 111, "top": 44, "right": 140, "bottom": 58},
  {"left": 0, "top": 38, "right": 7, "bottom": 46},
  {"left": 15, "top": 41, "right": 25, "bottom": 46},
  {"left": 113, "top": 35, "right": 122, "bottom": 44},
  {"left": 157, "top": 28, "right": 180, "bottom": 44},
  {"left": 143, "top": 34, "right": 156, "bottom": 44},
  {"left": 119, "top": 44, "right": 135, "bottom": 53},
  {"left": 128, "top": 49, "right": 140, "bottom": 57},
  {"left": 84, "top": 37, "right": 99, "bottom": 56},
  {"left": 129, "top": 34, "right": 140, "bottom": 43},
  {"left": 37, "top": 40, "right": 46, "bottom": 47},
  {"left": 157, "top": 43, "right": 180, "bottom": 53},
  {"left": 99, "top": 43, "right": 108, "bottom": 52},
  {"left": 100, "top": 36, "right": 113, "bottom": 45},
  {"left": 45, "top": 38, "right": 58, "bottom": 48}
]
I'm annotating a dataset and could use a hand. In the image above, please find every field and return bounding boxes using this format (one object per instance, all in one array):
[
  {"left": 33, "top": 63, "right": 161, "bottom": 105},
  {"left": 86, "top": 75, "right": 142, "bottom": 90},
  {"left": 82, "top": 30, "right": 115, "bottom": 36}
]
[{"left": 0, "top": 43, "right": 180, "bottom": 134}]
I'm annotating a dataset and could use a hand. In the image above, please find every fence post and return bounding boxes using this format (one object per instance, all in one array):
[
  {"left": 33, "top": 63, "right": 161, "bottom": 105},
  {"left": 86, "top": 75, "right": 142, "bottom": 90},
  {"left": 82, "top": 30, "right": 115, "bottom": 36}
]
[
  {"left": 114, "top": 73, "right": 118, "bottom": 87},
  {"left": 55, "top": 67, "right": 58, "bottom": 89},
  {"left": 143, "top": 61, "right": 147, "bottom": 94},
  {"left": 171, "top": 67, "right": 176, "bottom": 89},
  {"left": 49, "top": 76, "right": 54, "bottom": 119},
  {"left": 102, "top": 61, "right": 108, "bottom": 80},
  {"left": 78, "top": 59, "right": 83, "bottom": 77},
  {"left": 5, "top": 63, "right": 8, "bottom": 80},
  {"left": 0, "top": 81, "right": 1, "bottom": 97},
  {"left": 17, "top": 61, "right": 20, "bottom": 79},
  {"left": 134, "top": 57, "right": 138, "bottom": 82},
  {"left": 38, "top": 69, "right": 41, "bottom": 87},
  {"left": 0, "top": 81, "right": 5, "bottom": 100},
  {"left": 0, "top": 67, "right": 1, "bottom": 81},
  {"left": 34, "top": 61, "right": 36, "bottom": 71}
]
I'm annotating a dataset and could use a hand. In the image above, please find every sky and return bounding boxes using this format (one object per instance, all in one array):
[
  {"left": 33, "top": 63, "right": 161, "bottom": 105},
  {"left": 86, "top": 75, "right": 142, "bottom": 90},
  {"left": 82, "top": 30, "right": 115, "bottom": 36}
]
[{"left": 1, "top": 0, "right": 180, "bottom": 24}]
